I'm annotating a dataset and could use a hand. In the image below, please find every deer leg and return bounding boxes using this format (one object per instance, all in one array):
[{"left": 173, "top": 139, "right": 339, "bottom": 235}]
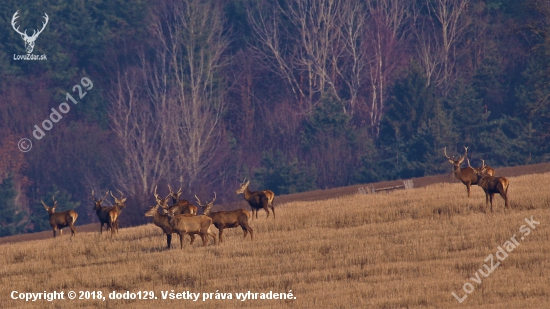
[
  {"left": 270, "top": 204, "right": 275, "bottom": 219},
  {"left": 179, "top": 233, "right": 185, "bottom": 249},
  {"left": 241, "top": 225, "right": 248, "bottom": 239},
  {"left": 490, "top": 193, "right": 495, "bottom": 212},
  {"left": 208, "top": 229, "right": 216, "bottom": 245},
  {"left": 219, "top": 228, "right": 224, "bottom": 244},
  {"left": 166, "top": 233, "right": 172, "bottom": 249},
  {"left": 264, "top": 206, "right": 270, "bottom": 218},
  {"left": 466, "top": 183, "right": 471, "bottom": 198},
  {"left": 59, "top": 229, "right": 63, "bottom": 236},
  {"left": 189, "top": 234, "right": 196, "bottom": 245},
  {"left": 201, "top": 233, "right": 208, "bottom": 246},
  {"left": 52, "top": 228, "right": 57, "bottom": 238},
  {"left": 70, "top": 224, "right": 76, "bottom": 238}
]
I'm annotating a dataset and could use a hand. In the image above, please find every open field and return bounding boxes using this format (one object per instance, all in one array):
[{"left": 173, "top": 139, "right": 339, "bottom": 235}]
[{"left": 1, "top": 171, "right": 549, "bottom": 308}]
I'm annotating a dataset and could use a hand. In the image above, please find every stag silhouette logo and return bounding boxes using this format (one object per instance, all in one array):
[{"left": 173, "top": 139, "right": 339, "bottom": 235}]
[{"left": 11, "top": 11, "right": 49, "bottom": 54}]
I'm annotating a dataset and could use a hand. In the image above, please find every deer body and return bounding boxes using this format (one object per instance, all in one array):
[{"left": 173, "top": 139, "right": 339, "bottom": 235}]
[
  {"left": 107, "top": 191, "right": 127, "bottom": 237},
  {"left": 165, "top": 212, "right": 213, "bottom": 249},
  {"left": 235, "top": 178, "right": 275, "bottom": 219},
  {"left": 444, "top": 147, "right": 482, "bottom": 198},
  {"left": 475, "top": 169, "right": 509, "bottom": 212},
  {"left": 42, "top": 198, "right": 78, "bottom": 238},
  {"left": 196, "top": 193, "right": 253, "bottom": 244}
]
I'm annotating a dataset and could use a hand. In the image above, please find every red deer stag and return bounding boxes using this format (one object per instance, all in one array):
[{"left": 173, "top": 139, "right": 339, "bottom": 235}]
[
  {"left": 235, "top": 178, "right": 275, "bottom": 219},
  {"left": 167, "top": 184, "right": 198, "bottom": 215},
  {"left": 108, "top": 190, "right": 127, "bottom": 237},
  {"left": 145, "top": 203, "right": 216, "bottom": 249},
  {"left": 41, "top": 197, "right": 78, "bottom": 238},
  {"left": 90, "top": 190, "right": 113, "bottom": 235},
  {"left": 469, "top": 162, "right": 510, "bottom": 212},
  {"left": 195, "top": 193, "right": 253, "bottom": 244},
  {"left": 161, "top": 206, "right": 213, "bottom": 249},
  {"left": 444, "top": 147, "right": 480, "bottom": 198}
]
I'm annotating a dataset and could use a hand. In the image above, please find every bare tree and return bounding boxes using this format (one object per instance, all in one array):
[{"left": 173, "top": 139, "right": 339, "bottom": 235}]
[
  {"left": 150, "top": 0, "right": 229, "bottom": 191},
  {"left": 108, "top": 67, "right": 172, "bottom": 197},
  {"left": 364, "top": 0, "right": 411, "bottom": 138},
  {"left": 426, "top": 0, "right": 471, "bottom": 94},
  {"left": 247, "top": 0, "right": 345, "bottom": 114}
]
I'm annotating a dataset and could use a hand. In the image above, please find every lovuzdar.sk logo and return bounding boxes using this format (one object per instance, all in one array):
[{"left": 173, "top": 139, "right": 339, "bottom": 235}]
[{"left": 11, "top": 10, "right": 48, "bottom": 61}]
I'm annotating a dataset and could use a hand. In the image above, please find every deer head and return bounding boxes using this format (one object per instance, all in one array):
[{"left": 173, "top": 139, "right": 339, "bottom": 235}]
[
  {"left": 11, "top": 11, "right": 49, "bottom": 54},
  {"left": 195, "top": 192, "right": 216, "bottom": 215},
  {"left": 41, "top": 196, "right": 57, "bottom": 213},
  {"left": 167, "top": 184, "right": 183, "bottom": 203},
  {"left": 235, "top": 178, "right": 250, "bottom": 194},
  {"left": 110, "top": 190, "right": 127, "bottom": 208},
  {"left": 90, "top": 190, "right": 109, "bottom": 209},
  {"left": 443, "top": 147, "right": 469, "bottom": 171}
]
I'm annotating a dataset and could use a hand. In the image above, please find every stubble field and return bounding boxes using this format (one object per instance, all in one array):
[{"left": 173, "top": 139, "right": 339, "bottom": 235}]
[{"left": 0, "top": 172, "right": 549, "bottom": 308}]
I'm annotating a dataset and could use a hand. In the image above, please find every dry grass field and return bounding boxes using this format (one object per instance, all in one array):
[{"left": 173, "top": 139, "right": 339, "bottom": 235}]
[{"left": 1, "top": 172, "right": 549, "bottom": 308}]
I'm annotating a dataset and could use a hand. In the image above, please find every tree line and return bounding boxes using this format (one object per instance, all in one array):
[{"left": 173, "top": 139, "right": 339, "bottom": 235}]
[{"left": 0, "top": 0, "right": 549, "bottom": 235}]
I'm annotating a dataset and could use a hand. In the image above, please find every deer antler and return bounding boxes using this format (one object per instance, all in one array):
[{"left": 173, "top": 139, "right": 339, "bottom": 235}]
[
  {"left": 462, "top": 146, "right": 469, "bottom": 159},
  {"left": 211, "top": 192, "right": 217, "bottom": 204},
  {"left": 443, "top": 147, "right": 453, "bottom": 160},
  {"left": 168, "top": 184, "right": 173, "bottom": 194},
  {"left": 11, "top": 11, "right": 24, "bottom": 36},
  {"left": 41, "top": 199, "right": 48, "bottom": 208},
  {"left": 154, "top": 185, "right": 160, "bottom": 202},
  {"left": 194, "top": 194, "right": 204, "bottom": 207}
]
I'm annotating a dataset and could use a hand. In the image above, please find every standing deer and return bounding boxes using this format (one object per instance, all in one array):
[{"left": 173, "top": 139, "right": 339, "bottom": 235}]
[
  {"left": 444, "top": 147, "right": 480, "bottom": 198},
  {"left": 196, "top": 193, "right": 253, "bottom": 244},
  {"left": 90, "top": 190, "right": 113, "bottom": 234},
  {"left": 235, "top": 178, "right": 275, "bottom": 219},
  {"left": 145, "top": 203, "right": 216, "bottom": 249},
  {"left": 108, "top": 190, "right": 127, "bottom": 237},
  {"left": 41, "top": 197, "right": 78, "bottom": 238},
  {"left": 166, "top": 184, "right": 198, "bottom": 215},
  {"left": 161, "top": 207, "right": 213, "bottom": 249},
  {"left": 469, "top": 162, "right": 509, "bottom": 212}
]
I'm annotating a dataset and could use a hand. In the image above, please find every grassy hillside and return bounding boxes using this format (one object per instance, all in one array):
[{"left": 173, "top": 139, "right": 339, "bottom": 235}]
[{"left": 1, "top": 173, "right": 549, "bottom": 308}]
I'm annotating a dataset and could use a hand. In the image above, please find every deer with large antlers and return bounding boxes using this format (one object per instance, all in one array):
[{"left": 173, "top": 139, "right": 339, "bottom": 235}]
[
  {"left": 196, "top": 193, "right": 253, "bottom": 244},
  {"left": 11, "top": 11, "right": 49, "bottom": 54},
  {"left": 167, "top": 184, "right": 198, "bottom": 215},
  {"left": 90, "top": 190, "right": 113, "bottom": 235},
  {"left": 468, "top": 161, "right": 509, "bottom": 212},
  {"left": 444, "top": 147, "right": 482, "bottom": 198},
  {"left": 235, "top": 178, "right": 275, "bottom": 219},
  {"left": 42, "top": 197, "right": 78, "bottom": 238},
  {"left": 145, "top": 203, "right": 216, "bottom": 249},
  {"left": 108, "top": 190, "right": 127, "bottom": 237}
]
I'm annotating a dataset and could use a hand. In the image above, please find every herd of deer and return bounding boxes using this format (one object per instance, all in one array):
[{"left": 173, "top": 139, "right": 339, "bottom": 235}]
[
  {"left": 41, "top": 178, "right": 276, "bottom": 249},
  {"left": 444, "top": 146, "right": 510, "bottom": 212},
  {"left": 41, "top": 150, "right": 509, "bottom": 243}
]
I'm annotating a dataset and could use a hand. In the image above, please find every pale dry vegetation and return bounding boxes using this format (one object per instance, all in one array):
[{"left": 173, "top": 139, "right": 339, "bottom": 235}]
[{"left": 1, "top": 173, "right": 549, "bottom": 308}]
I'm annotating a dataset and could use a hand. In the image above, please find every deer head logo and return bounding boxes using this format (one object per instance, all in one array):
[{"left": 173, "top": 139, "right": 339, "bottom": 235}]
[{"left": 11, "top": 11, "right": 49, "bottom": 54}]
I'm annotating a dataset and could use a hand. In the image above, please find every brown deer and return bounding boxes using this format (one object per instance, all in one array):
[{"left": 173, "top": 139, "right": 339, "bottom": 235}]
[
  {"left": 161, "top": 207, "right": 213, "bottom": 249},
  {"left": 108, "top": 190, "right": 127, "bottom": 237},
  {"left": 235, "top": 178, "right": 275, "bottom": 219},
  {"left": 90, "top": 190, "right": 113, "bottom": 234},
  {"left": 145, "top": 203, "right": 216, "bottom": 249},
  {"left": 444, "top": 147, "right": 480, "bottom": 198},
  {"left": 154, "top": 185, "right": 197, "bottom": 215},
  {"left": 41, "top": 197, "right": 78, "bottom": 238},
  {"left": 474, "top": 167, "right": 510, "bottom": 212},
  {"left": 167, "top": 184, "right": 198, "bottom": 215},
  {"left": 195, "top": 193, "right": 253, "bottom": 244}
]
